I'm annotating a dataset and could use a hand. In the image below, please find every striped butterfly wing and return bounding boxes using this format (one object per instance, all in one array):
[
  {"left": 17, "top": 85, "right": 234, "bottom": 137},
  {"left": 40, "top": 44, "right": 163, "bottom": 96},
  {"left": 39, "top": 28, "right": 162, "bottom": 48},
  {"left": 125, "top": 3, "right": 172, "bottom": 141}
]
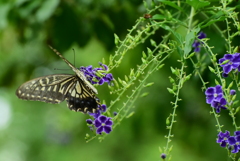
[{"left": 16, "top": 74, "right": 99, "bottom": 113}]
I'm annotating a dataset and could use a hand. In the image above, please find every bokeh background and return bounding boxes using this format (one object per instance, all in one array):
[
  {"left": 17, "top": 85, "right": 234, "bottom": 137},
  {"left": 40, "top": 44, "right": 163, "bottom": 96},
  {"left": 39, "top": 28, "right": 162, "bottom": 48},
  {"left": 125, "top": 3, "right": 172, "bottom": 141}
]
[{"left": 0, "top": 0, "right": 239, "bottom": 161}]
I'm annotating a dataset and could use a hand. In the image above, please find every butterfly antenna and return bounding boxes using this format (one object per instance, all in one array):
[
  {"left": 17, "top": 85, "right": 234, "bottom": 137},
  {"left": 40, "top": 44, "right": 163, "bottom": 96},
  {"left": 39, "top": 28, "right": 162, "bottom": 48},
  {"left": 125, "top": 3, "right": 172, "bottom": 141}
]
[
  {"left": 48, "top": 45, "right": 75, "bottom": 70},
  {"left": 72, "top": 48, "right": 76, "bottom": 67}
]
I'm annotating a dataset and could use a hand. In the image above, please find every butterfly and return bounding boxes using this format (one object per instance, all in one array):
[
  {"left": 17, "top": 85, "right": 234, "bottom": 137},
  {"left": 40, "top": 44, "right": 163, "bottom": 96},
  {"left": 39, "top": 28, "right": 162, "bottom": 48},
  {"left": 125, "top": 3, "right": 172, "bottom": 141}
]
[{"left": 16, "top": 46, "right": 100, "bottom": 113}]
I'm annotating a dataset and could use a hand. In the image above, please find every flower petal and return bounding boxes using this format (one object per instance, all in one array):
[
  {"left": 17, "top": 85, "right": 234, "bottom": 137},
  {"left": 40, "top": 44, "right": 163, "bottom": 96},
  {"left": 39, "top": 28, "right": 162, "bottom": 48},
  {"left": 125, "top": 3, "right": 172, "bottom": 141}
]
[
  {"left": 205, "top": 87, "right": 215, "bottom": 96},
  {"left": 228, "top": 136, "right": 237, "bottom": 145},
  {"left": 231, "top": 144, "right": 239, "bottom": 153},
  {"left": 96, "top": 126, "right": 103, "bottom": 134},
  {"left": 94, "top": 119, "right": 102, "bottom": 128},
  {"left": 105, "top": 119, "right": 113, "bottom": 126},
  {"left": 103, "top": 126, "right": 112, "bottom": 134},
  {"left": 99, "top": 115, "right": 107, "bottom": 123},
  {"left": 215, "top": 85, "right": 222, "bottom": 94}
]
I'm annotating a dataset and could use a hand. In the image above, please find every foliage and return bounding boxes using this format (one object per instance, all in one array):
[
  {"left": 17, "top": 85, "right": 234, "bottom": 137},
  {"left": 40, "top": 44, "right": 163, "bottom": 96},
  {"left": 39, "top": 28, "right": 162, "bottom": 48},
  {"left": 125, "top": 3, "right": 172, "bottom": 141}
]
[{"left": 1, "top": 0, "right": 240, "bottom": 161}]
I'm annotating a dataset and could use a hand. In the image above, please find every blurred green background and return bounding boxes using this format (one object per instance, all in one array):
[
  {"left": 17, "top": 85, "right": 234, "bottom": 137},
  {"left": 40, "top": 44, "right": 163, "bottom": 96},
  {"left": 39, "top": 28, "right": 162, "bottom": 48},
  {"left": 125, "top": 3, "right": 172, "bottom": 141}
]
[{"left": 0, "top": 0, "right": 237, "bottom": 161}]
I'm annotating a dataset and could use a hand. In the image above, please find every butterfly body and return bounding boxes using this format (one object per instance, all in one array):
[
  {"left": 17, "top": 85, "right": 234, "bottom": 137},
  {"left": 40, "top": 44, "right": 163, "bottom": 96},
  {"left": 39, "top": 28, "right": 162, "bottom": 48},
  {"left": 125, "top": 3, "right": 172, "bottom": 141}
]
[{"left": 16, "top": 46, "right": 100, "bottom": 113}]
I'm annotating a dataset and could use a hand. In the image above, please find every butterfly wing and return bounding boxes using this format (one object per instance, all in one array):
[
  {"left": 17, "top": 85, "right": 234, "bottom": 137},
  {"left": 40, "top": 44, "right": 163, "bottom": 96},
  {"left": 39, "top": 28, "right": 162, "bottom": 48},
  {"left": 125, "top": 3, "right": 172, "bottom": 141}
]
[
  {"left": 65, "top": 77, "right": 99, "bottom": 113},
  {"left": 16, "top": 74, "right": 99, "bottom": 113}
]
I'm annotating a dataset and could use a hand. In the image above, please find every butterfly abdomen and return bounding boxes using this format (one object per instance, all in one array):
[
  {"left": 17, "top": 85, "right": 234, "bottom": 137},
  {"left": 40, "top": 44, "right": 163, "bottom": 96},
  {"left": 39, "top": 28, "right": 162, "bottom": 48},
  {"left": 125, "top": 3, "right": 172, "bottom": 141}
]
[{"left": 66, "top": 96, "right": 99, "bottom": 113}]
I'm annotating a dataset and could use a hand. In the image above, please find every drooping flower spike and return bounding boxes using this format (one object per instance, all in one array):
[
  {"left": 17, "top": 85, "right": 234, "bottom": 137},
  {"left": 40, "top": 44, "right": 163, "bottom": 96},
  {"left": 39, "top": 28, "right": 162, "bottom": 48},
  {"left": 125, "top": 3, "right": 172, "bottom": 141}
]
[{"left": 81, "top": 63, "right": 114, "bottom": 135}]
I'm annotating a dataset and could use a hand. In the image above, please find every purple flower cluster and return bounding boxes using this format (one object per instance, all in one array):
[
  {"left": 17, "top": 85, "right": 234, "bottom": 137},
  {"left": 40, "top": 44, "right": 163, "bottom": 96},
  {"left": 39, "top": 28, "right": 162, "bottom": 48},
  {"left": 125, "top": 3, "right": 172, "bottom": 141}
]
[
  {"left": 80, "top": 63, "right": 114, "bottom": 134},
  {"left": 192, "top": 31, "right": 207, "bottom": 52},
  {"left": 219, "top": 53, "right": 240, "bottom": 77},
  {"left": 87, "top": 104, "right": 113, "bottom": 134},
  {"left": 205, "top": 85, "right": 227, "bottom": 113},
  {"left": 217, "top": 131, "right": 240, "bottom": 153},
  {"left": 80, "top": 63, "right": 113, "bottom": 85}
]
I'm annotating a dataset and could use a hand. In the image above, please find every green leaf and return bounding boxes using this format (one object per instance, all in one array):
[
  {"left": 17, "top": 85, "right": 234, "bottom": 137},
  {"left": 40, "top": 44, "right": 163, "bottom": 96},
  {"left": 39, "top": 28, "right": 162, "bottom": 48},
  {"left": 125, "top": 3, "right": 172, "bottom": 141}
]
[
  {"left": 157, "top": 0, "right": 186, "bottom": 13},
  {"left": 186, "top": 0, "right": 210, "bottom": 10},
  {"left": 36, "top": 0, "right": 59, "bottom": 22},
  {"left": 184, "top": 28, "right": 200, "bottom": 57},
  {"left": 184, "top": 31, "right": 195, "bottom": 57},
  {"left": 0, "top": 3, "right": 10, "bottom": 29},
  {"left": 140, "top": 92, "right": 149, "bottom": 97},
  {"left": 167, "top": 88, "right": 175, "bottom": 95},
  {"left": 162, "top": 24, "right": 184, "bottom": 44},
  {"left": 144, "top": 82, "right": 154, "bottom": 87},
  {"left": 208, "top": 66, "right": 216, "bottom": 73},
  {"left": 200, "top": 11, "right": 226, "bottom": 28},
  {"left": 152, "top": 14, "right": 166, "bottom": 20}
]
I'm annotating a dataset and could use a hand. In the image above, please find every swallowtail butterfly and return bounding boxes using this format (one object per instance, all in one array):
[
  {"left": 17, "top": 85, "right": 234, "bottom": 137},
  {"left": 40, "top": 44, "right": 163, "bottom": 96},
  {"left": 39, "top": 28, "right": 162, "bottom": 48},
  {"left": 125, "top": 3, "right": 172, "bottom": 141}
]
[{"left": 16, "top": 46, "right": 100, "bottom": 113}]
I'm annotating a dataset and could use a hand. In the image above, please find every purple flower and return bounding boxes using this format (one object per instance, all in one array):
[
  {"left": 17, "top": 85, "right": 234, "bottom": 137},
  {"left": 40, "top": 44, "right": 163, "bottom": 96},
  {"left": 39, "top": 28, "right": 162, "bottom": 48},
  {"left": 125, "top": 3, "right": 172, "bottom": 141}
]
[
  {"left": 219, "top": 53, "right": 240, "bottom": 75},
  {"left": 160, "top": 153, "right": 166, "bottom": 159},
  {"left": 222, "top": 73, "right": 228, "bottom": 77},
  {"left": 86, "top": 119, "right": 93, "bottom": 124},
  {"left": 113, "top": 112, "right": 118, "bottom": 116},
  {"left": 230, "top": 90, "right": 236, "bottom": 95},
  {"left": 228, "top": 136, "right": 240, "bottom": 153},
  {"left": 80, "top": 63, "right": 114, "bottom": 85},
  {"left": 228, "top": 136, "right": 237, "bottom": 145},
  {"left": 86, "top": 104, "right": 113, "bottom": 134},
  {"left": 211, "top": 98, "right": 227, "bottom": 113},
  {"left": 192, "top": 31, "right": 206, "bottom": 52},
  {"left": 94, "top": 115, "right": 113, "bottom": 134},
  {"left": 100, "top": 104, "right": 107, "bottom": 112},
  {"left": 217, "top": 131, "right": 240, "bottom": 153},
  {"left": 217, "top": 131, "right": 230, "bottom": 147},
  {"left": 205, "top": 85, "right": 224, "bottom": 104},
  {"left": 205, "top": 85, "right": 228, "bottom": 113},
  {"left": 235, "top": 135, "right": 240, "bottom": 142},
  {"left": 231, "top": 144, "right": 240, "bottom": 153},
  {"left": 88, "top": 104, "right": 107, "bottom": 119},
  {"left": 198, "top": 32, "right": 207, "bottom": 39},
  {"left": 235, "top": 131, "right": 240, "bottom": 136}
]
